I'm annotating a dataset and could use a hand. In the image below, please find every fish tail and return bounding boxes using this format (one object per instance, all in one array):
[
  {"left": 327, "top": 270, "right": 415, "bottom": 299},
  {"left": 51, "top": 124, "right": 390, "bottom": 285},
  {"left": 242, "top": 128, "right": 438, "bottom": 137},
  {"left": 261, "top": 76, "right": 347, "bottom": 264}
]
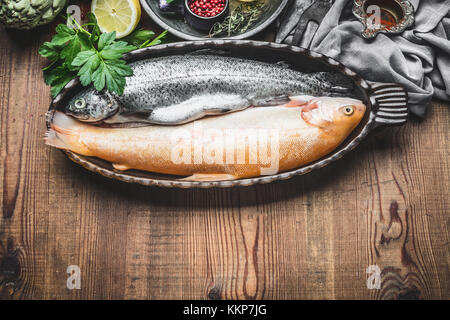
[{"left": 45, "top": 111, "right": 94, "bottom": 156}]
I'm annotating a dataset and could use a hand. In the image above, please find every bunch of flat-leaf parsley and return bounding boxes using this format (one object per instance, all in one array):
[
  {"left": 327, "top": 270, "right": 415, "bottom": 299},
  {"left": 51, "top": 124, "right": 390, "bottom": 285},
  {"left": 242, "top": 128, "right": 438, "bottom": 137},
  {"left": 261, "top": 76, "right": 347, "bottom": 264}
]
[{"left": 39, "top": 13, "right": 167, "bottom": 97}]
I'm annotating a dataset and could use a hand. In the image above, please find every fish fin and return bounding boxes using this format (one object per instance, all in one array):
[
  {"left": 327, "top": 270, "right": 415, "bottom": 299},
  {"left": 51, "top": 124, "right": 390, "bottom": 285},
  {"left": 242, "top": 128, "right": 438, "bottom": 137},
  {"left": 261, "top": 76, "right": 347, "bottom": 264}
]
[
  {"left": 44, "top": 112, "right": 94, "bottom": 156},
  {"left": 180, "top": 173, "right": 238, "bottom": 182},
  {"left": 252, "top": 95, "right": 291, "bottom": 107},
  {"left": 283, "top": 95, "right": 315, "bottom": 108},
  {"left": 129, "top": 95, "right": 250, "bottom": 125},
  {"left": 112, "top": 163, "right": 131, "bottom": 171}
]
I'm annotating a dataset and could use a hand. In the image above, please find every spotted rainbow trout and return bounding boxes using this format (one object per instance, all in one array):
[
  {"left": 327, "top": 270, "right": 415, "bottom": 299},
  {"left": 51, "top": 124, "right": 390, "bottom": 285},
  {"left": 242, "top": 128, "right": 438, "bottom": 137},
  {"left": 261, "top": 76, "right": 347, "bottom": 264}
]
[{"left": 65, "top": 54, "right": 354, "bottom": 125}]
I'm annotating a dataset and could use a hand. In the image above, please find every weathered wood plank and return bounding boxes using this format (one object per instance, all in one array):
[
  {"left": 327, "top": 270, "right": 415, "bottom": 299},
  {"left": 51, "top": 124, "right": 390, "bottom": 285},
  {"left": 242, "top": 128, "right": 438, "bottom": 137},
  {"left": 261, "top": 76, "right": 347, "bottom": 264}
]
[{"left": 0, "top": 20, "right": 448, "bottom": 300}]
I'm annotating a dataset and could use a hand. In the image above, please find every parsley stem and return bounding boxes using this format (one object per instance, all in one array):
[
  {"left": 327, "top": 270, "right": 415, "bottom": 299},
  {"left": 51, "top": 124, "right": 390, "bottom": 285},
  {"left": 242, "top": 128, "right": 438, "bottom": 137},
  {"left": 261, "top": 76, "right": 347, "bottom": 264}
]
[{"left": 68, "top": 14, "right": 92, "bottom": 36}]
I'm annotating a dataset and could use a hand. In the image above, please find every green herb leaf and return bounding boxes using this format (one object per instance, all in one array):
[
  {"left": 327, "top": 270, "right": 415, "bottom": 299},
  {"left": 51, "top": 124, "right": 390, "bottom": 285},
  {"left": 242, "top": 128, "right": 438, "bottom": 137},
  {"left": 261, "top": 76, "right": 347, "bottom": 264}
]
[
  {"left": 43, "top": 63, "right": 77, "bottom": 97},
  {"left": 143, "top": 30, "right": 168, "bottom": 48},
  {"left": 48, "top": 23, "right": 92, "bottom": 67},
  {"left": 72, "top": 49, "right": 100, "bottom": 87},
  {"left": 91, "top": 59, "right": 133, "bottom": 95},
  {"left": 86, "top": 12, "right": 101, "bottom": 41},
  {"left": 98, "top": 32, "right": 116, "bottom": 51},
  {"left": 50, "top": 73, "right": 75, "bottom": 97},
  {"left": 43, "top": 63, "right": 64, "bottom": 86},
  {"left": 72, "top": 49, "right": 97, "bottom": 67},
  {"left": 51, "top": 24, "right": 77, "bottom": 45},
  {"left": 122, "top": 28, "right": 156, "bottom": 47},
  {"left": 77, "top": 54, "right": 101, "bottom": 86},
  {"left": 74, "top": 35, "right": 135, "bottom": 94},
  {"left": 100, "top": 41, "right": 136, "bottom": 60},
  {"left": 39, "top": 12, "right": 167, "bottom": 98},
  {"left": 38, "top": 42, "right": 61, "bottom": 61},
  {"left": 60, "top": 35, "right": 84, "bottom": 67}
]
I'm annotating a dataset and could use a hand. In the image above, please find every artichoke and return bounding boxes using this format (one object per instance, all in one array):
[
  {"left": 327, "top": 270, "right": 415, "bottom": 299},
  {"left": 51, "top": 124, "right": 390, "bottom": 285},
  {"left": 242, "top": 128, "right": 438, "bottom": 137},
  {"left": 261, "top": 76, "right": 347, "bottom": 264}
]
[{"left": 0, "top": 0, "right": 68, "bottom": 30}]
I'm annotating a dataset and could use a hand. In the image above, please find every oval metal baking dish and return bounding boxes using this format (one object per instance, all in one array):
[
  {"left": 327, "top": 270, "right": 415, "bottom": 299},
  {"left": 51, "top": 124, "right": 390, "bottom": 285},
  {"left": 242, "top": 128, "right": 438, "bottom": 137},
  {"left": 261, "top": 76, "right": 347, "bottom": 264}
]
[{"left": 46, "top": 40, "right": 408, "bottom": 188}]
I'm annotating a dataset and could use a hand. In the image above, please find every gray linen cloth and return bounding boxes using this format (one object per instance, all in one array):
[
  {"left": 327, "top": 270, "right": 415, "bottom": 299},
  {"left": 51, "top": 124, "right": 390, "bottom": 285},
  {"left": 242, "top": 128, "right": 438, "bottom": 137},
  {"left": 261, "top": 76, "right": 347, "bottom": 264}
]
[{"left": 278, "top": 0, "right": 450, "bottom": 117}]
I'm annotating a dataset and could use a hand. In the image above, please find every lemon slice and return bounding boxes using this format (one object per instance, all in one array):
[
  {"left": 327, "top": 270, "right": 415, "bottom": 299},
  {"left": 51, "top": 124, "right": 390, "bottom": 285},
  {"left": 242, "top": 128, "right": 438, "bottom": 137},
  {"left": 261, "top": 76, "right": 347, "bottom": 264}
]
[{"left": 91, "top": 0, "right": 141, "bottom": 39}]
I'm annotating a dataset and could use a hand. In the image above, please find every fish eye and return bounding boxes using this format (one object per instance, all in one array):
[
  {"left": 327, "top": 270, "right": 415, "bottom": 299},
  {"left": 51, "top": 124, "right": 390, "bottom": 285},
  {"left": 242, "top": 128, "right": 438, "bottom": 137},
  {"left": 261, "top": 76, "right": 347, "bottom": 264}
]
[
  {"left": 74, "top": 98, "right": 86, "bottom": 109},
  {"left": 343, "top": 105, "right": 354, "bottom": 116}
]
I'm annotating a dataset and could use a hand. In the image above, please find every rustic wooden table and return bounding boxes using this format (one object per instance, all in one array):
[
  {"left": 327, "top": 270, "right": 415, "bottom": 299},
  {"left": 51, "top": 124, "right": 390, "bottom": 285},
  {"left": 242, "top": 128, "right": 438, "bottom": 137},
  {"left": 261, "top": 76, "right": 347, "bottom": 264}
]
[{"left": 0, "top": 14, "right": 449, "bottom": 300}]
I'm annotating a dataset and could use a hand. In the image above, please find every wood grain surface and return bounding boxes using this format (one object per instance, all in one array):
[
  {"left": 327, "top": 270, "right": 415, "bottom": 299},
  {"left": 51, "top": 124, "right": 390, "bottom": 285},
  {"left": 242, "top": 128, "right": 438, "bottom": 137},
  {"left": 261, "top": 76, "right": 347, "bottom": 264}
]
[{"left": 0, "top": 14, "right": 449, "bottom": 300}]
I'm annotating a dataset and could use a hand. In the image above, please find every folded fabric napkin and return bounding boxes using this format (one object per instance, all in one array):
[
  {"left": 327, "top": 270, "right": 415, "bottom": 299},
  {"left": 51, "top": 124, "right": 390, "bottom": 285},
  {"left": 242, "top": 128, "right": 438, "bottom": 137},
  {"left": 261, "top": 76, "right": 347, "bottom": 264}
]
[{"left": 277, "top": 0, "right": 450, "bottom": 117}]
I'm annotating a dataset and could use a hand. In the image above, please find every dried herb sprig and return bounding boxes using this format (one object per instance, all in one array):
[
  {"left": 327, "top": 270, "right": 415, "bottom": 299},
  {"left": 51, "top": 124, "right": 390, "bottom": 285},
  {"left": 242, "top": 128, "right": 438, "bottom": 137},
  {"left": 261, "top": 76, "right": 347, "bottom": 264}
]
[{"left": 209, "top": 1, "right": 267, "bottom": 38}]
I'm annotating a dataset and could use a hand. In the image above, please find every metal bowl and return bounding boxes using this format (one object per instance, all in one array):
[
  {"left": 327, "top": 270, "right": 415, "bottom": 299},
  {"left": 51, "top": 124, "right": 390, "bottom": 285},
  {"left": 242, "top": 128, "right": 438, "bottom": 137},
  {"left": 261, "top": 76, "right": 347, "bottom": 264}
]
[
  {"left": 47, "top": 40, "right": 408, "bottom": 188},
  {"left": 353, "top": 0, "right": 415, "bottom": 39},
  {"left": 140, "top": 0, "right": 289, "bottom": 40},
  {"left": 184, "top": 0, "right": 230, "bottom": 31}
]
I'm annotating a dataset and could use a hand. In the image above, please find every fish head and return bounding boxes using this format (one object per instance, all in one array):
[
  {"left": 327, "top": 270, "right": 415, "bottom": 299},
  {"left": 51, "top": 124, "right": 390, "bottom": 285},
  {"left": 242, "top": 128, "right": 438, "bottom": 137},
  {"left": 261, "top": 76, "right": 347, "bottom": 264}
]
[
  {"left": 65, "top": 89, "right": 120, "bottom": 122},
  {"left": 301, "top": 97, "right": 366, "bottom": 133}
]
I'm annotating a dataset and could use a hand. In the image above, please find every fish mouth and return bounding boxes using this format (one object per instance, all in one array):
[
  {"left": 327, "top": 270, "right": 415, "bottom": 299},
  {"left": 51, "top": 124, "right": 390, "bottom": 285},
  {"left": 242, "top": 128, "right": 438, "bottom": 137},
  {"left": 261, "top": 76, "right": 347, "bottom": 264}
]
[
  {"left": 64, "top": 109, "right": 89, "bottom": 122},
  {"left": 65, "top": 112, "right": 101, "bottom": 123}
]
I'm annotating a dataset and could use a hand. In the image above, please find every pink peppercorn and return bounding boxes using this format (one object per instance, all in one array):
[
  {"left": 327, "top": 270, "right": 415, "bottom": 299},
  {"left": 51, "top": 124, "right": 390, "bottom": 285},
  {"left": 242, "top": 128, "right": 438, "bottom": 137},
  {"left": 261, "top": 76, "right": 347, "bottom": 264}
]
[{"left": 188, "top": 0, "right": 227, "bottom": 17}]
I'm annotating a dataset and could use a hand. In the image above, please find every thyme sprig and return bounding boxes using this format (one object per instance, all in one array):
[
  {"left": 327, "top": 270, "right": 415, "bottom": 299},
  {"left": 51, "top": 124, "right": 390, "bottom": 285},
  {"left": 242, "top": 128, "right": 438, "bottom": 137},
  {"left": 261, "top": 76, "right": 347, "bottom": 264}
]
[{"left": 209, "top": 1, "right": 267, "bottom": 38}]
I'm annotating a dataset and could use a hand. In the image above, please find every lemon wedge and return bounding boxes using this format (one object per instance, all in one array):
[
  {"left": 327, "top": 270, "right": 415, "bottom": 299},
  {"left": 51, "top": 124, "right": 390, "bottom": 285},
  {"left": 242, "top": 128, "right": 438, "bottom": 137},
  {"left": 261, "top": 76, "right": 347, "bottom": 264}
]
[{"left": 91, "top": 0, "right": 141, "bottom": 39}]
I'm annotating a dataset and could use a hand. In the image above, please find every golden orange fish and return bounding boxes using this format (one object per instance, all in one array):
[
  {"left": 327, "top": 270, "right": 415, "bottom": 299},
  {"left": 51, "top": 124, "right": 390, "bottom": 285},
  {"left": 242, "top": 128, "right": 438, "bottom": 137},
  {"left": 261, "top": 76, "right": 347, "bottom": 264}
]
[{"left": 45, "top": 96, "right": 366, "bottom": 181}]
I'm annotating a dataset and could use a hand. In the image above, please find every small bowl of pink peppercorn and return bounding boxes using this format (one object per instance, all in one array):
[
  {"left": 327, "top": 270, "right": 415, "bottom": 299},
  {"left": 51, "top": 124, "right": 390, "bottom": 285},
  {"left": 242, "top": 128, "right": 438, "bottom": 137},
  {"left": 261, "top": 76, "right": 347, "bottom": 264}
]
[{"left": 184, "top": 0, "right": 230, "bottom": 31}]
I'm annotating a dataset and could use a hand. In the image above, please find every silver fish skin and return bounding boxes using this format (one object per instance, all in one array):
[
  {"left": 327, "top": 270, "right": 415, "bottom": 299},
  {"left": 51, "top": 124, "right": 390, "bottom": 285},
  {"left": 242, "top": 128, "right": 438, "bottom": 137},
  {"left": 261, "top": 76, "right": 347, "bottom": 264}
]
[{"left": 65, "top": 54, "right": 353, "bottom": 125}]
